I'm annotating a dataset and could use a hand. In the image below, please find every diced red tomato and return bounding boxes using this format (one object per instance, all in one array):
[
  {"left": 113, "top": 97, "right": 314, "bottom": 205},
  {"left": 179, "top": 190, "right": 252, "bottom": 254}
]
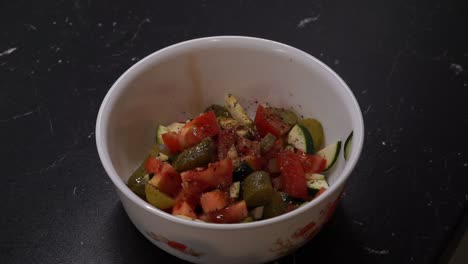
[
  {"left": 181, "top": 158, "right": 233, "bottom": 196},
  {"left": 172, "top": 198, "right": 197, "bottom": 219},
  {"left": 313, "top": 187, "right": 326, "bottom": 199},
  {"left": 254, "top": 105, "right": 291, "bottom": 138},
  {"left": 263, "top": 139, "right": 284, "bottom": 160},
  {"left": 199, "top": 200, "right": 248, "bottom": 223},
  {"left": 148, "top": 161, "right": 182, "bottom": 197},
  {"left": 161, "top": 132, "right": 181, "bottom": 153},
  {"left": 144, "top": 156, "right": 163, "bottom": 173},
  {"left": 277, "top": 151, "right": 308, "bottom": 199},
  {"left": 217, "top": 129, "right": 236, "bottom": 160},
  {"left": 236, "top": 137, "right": 260, "bottom": 156},
  {"left": 163, "top": 111, "right": 220, "bottom": 153},
  {"left": 200, "top": 189, "right": 229, "bottom": 213},
  {"left": 241, "top": 155, "right": 264, "bottom": 171},
  {"left": 296, "top": 152, "right": 327, "bottom": 173}
]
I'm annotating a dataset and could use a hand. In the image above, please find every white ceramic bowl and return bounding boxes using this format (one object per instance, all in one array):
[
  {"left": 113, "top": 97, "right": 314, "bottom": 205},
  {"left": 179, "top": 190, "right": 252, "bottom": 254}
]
[{"left": 96, "top": 36, "right": 364, "bottom": 264}]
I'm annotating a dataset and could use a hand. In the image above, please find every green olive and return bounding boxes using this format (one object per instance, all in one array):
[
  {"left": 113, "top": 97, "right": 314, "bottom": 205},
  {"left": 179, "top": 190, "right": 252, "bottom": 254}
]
[
  {"left": 172, "top": 137, "right": 215, "bottom": 172},
  {"left": 242, "top": 171, "right": 274, "bottom": 207},
  {"left": 299, "top": 118, "right": 324, "bottom": 150}
]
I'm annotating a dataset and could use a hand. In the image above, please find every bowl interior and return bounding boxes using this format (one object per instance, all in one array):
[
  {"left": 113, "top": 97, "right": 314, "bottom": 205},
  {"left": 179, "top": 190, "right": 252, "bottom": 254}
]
[{"left": 98, "top": 37, "right": 363, "bottom": 201}]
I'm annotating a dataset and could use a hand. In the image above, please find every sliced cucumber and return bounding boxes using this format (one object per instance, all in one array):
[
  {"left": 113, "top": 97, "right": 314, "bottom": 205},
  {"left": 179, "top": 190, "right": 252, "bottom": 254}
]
[
  {"left": 306, "top": 178, "right": 329, "bottom": 197},
  {"left": 299, "top": 118, "right": 324, "bottom": 150},
  {"left": 287, "top": 124, "right": 314, "bottom": 154},
  {"left": 156, "top": 123, "right": 185, "bottom": 144},
  {"left": 316, "top": 141, "right": 342, "bottom": 171},
  {"left": 249, "top": 206, "right": 264, "bottom": 220},
  {"left": 156, "top": 125, "right": 168, "bottom": 144},
  {"left": 167, "top": 122, "right": 185, "bottom": 132},
  {"left": 224, "top": 94, "right": 253, "bottom": 126},
  {"left": 175, "top": 215, "right": 205, "bottom": 222},
  {"left": 305, "top": 173, "right": 325, "bottom": 181},
  {"left": 241, "top": 216, "right": 254, "bottom": 223},
  {"left": 344, "top": 131, "right": 353, "bottom": 160},
  {"left": 229, "top": 181, "right": 241, "bottom": 199},
  {"left": 284, "top": 144, "right": 295, "bottom": 152},
  {"left": 306, "top": 179, "right": 329, "bottom": 190},
  {"left": 217, "top": 116, "right": 239, "bottom": 130}
]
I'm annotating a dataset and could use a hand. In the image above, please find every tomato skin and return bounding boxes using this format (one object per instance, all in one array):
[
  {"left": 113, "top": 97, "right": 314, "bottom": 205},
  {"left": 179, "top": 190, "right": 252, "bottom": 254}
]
[
  {"left": 263, "top": 139, "right": 284, "bottom": 160},
  {"left": 254, "top": 105, "right": 290, "bottom": 138},
  {"left": 144, "top": 156, "right": 163, "bottom": 173},
  {"left": 162, "top": 132, "right": 181, "bottom": 153},
  {"left": 277, "top": 151, "right": 308, "bottom": 199},
  {"left": 180, "top": 158, "right": 233, "bottom": 196},
  {"left": 313, "top": 187, "right": 326, "bottom": 199},
  {"left": 199, "top": 200, "right": 248, "bottom": 223},
  {"left": 296, "top": 152, "right": 327, "bottom": 173},
  {"left": 200, "top": 189, "right": 229, "bottom": 214},
  {"left": 217, "top": 129, "right": 236, "bottom": 160},
  {"left": 172, "top": 198, "right": 197, "bottom": 219},
  {"left": 240, "top": 155, "right": 264, "bottom": 171},
  {"left": 163, "top": 111, "right": 220, "bottom": 153}
]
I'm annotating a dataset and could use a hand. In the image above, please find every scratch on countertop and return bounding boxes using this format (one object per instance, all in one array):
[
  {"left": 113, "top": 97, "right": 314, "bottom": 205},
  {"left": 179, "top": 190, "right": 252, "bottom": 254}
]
[
  {"left": 0, "top": 47, "right": 18, "bottom": 57},
  {"left": 353, "top": 220, "right": 364, "bottom": 226},
  {"left": 46, "top": 111, "right": 54, "bottom": 136},
  {"left": 45, "top": 154, "right": 67, "bottom": 171},
  {"left": 24, "top": 24, "right": 37, "bottom": 30},
  {"left": 297, "top": 15, "right": 320, "bottom": 28},
  {"left": 363, "top": 246, "right": 390, "bottom": 255},
  {"left": 384, "top": 166, "right": 395, "bottom": 174},
  {"left": 0, "top": 111, "right": 34, "bottom": 122},
  {"left": 364, "top": 105, "right": 372, "bottom": 114},
  {"left": 450, "top": 63, "right": 464, "bottom": 75},
  {"left": 88, "top": 131, "right": 95, "bottom": 138},
  {"left": 22, "top": 153, "right": 69, "bottom": 175},
  {"left": 131, "top": 18, "right": 151, "bottom": 42},
  {"left": 73, "top": 186, "right": 77, "bottom": 195},
  {"left": 385, "top": 41, "right": 409, "bottom": 87}
]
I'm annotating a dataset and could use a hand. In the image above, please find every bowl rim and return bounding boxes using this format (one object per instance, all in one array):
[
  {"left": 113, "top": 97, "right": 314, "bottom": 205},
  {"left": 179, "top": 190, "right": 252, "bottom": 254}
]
[{"left": 96, "top": 35, "right": 365, "bottom": 230}]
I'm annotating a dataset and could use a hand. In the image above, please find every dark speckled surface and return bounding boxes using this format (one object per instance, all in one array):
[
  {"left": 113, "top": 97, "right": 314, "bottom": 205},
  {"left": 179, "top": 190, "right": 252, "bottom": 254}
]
[{"left": 1, "top": 1, "right": 468, "bottom": 263}]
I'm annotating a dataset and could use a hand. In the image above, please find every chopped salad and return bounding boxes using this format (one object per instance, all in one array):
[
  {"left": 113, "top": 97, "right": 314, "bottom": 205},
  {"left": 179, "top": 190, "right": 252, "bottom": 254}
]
[{"left": 127, "top": 94, "right": 342, "bottom": 223}]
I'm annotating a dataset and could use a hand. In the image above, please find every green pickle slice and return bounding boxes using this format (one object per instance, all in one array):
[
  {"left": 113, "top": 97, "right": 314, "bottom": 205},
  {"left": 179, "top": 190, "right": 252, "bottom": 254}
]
[
  {"left": 145, "top": 184, "right": 175, "bottom": 210},
  {"left": 205, "top": 104, "right": 231, "bottom": 118},
  {"left": 172, "top": 137, "right": 215, "bottom": 172},
  {"left": 242, "top": 171, "right": 274, "bottom": 207},
  {"left": 263, "top": 191, "right": 287, "bottom": 219}
]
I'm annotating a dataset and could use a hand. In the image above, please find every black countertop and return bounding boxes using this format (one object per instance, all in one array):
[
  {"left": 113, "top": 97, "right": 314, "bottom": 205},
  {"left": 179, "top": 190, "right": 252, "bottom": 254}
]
[{"left": 2, "top": 1, "right": 468, "bottom": 263}]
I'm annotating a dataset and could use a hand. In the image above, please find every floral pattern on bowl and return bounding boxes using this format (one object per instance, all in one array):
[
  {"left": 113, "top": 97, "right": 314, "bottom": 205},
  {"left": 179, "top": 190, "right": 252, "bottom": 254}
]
[
  {"left": 269, "top": 191, "right": 343, "bottom": 257},
  {"left": 147, "top": 231, "right": 204, "bottom": 257}
]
